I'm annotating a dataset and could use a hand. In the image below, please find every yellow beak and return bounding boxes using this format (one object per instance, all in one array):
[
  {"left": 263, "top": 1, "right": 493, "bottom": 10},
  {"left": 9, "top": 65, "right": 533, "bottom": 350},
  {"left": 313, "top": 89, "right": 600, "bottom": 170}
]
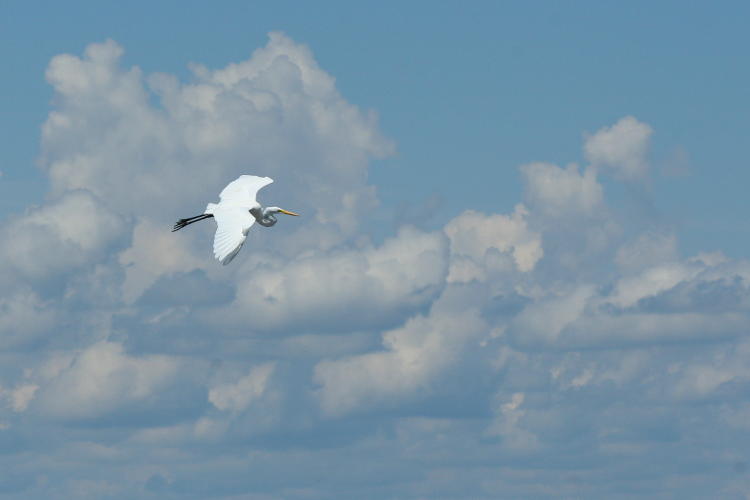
[{"left": 278, "top": 209, "right": 300, "bottom": 216}]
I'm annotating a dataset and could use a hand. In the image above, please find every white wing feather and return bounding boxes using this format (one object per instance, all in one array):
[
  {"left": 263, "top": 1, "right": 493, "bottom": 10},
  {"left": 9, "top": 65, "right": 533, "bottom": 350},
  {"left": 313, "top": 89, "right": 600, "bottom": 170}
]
[
  {"left": 212, "top": 207, "right": 255, "bottom": 265},
  {"left": 219, "top": 175, "right": 274, "bottom": 206}
]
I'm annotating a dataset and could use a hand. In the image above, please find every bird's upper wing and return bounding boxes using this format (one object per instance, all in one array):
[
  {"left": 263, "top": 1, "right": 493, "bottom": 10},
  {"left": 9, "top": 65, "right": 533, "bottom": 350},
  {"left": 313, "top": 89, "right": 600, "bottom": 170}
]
[
  {"left": 212, "top": 206, "right": 255, "bottom": 265},
  {"left": 219, "top": 175, "right": 274, "bottom": 206}
]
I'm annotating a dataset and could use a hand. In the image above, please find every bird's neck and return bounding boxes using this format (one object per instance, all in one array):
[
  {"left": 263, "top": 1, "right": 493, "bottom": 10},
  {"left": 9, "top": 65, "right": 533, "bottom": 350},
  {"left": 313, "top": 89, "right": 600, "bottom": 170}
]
[
  {"left": 253, "top": 206, "right": 277, "bottom": 227},
  {"left": 249, "top": 205, "right": 264, "bottom": 220}
]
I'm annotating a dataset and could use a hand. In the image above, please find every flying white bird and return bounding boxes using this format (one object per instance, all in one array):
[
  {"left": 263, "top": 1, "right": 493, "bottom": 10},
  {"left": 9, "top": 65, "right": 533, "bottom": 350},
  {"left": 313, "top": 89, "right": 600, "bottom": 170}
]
[{"left": 172, "top": 175, "right": 299, "bottom": 265}]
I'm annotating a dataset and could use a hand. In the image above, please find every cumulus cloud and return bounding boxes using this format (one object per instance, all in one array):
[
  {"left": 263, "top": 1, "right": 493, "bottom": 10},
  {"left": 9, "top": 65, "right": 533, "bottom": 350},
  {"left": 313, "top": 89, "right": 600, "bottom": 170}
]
[
  {"left": 31, "top": 341, "right": 184, "bottom": 420},
  {"left": 444, "top": 205, "right": 542, "bottom": 285},
  {"left": 615, "top": 231, "right": 678, "bottom": 273},
  {"left": 34, "top": 32, "right": 398, "bottom": 324},
  {"left": 208, "top": 226, "right": 448, "bottom": 333},
  {"left": 520, "top": 162, "right": 603, "bottom": 216},
  {"left": 41, "top": 34, "right": 393, "bottom": 238},
  {"left": 605, "top": 261, "right": 702, "bottom": 309},
  {"left": 584, "top": 115, "right": 653, "bottom": 180},
  {"left": 119, "top": 219, "right": 207, "bottom": 302},
  {"left": 485, "top": 392, "right": 539, "bottom": 451},
  {"left": 8, "top": 384, "right": 38, "bottom": 412},
  {"left": 209, "top": 362, "right": 275, "bottom": 412},
  {"left": 315, "top": 303, "right": 487, "bottom": 416},
  {"left": 0, "top": 291, "right": 60, "bottom": 350},
  {"left": 0, "top": 190, "right": 127, "bottom": 291},
  {"left": 1, "top": 32, "right": 748, "bottom": 499},
  {"left": 509, "top": 285, "right": 596, "bottom": 346},
  {"left": 0, "top": 383, "right": 39, "bottom": 412}
]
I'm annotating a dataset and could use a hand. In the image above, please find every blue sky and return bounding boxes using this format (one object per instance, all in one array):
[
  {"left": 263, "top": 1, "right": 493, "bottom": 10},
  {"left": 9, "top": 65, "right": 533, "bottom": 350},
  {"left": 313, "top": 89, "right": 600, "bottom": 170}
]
[
  {"left": 4, "top": 1, "right": 749, "bottom": 254},
  {"left": 1, "top": 2, "right": 750, "bottom": 498}
]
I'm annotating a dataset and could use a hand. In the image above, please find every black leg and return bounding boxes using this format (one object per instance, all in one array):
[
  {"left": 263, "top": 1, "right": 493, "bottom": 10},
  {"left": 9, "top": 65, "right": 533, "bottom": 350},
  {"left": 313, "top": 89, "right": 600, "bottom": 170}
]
[{"left": 172, "top": 214, "right": 213, "bottom": 232}]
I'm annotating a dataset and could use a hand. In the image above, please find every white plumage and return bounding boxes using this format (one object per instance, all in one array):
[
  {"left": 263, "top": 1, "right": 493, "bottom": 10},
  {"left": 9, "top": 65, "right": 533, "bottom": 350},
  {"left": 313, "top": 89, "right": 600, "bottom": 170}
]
[
  {"left": 217, "top": 175, "right": 274, "bottom": 207},
  {"left": 210, "top": 206, "right": 254, "bottom": 265},
  {"left": 172, "top": 175, "right": 299, "bottom": 265}
]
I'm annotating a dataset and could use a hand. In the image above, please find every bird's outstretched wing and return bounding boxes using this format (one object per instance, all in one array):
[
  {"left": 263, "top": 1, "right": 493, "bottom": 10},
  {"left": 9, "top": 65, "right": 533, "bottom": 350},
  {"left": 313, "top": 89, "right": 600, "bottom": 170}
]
[
  {"left": 212, "top": 207, "right": 255, "bottom": 265},
  {"left": 219, "top": 175, "right": 274, "bottom": 206}
]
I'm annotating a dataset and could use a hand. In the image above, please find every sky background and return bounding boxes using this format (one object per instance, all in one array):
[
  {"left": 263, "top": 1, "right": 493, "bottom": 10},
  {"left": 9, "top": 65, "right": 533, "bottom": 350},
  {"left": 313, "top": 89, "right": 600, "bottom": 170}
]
[{"left": 1, "top": 1, "right": 749, "bottom": 498}]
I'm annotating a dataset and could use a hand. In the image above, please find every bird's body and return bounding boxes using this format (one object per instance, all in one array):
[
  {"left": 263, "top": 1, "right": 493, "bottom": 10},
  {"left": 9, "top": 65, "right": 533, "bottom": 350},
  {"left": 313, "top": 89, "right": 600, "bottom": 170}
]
[{"left": 172, "top": 175, "right": 299, "bottom": 265}]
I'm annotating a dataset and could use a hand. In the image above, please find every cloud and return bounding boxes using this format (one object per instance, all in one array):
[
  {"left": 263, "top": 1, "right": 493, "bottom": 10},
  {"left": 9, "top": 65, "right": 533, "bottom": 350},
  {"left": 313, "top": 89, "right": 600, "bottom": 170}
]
[
  {"left": 583, "top": 115, "right": 653, "bottom": 180},
  {"left": 509, "top": 285, "right": 596, "bottom": 346},
  {"left": 36, "top": 32, "right": 397, "bottom": 317},
  {"left": 0, "top": 291, "right": 60, "bottom": 350},
  {"left": 209, "top": 362, "right": 275, "bottom": 412},
  {"left": 119, "top": 218, "right": 207, "bottom": 303},
  {"left": 615, "top": 231, "right": 678, "bottom": 273},
  {"left": 2, "top": 32, "right": 749, "bottom": 499},
  {"left": 485, "top": 392, "right": 539, "bottom": 451},
  {"left": 605, "top": 261, "right": 702, "bottom": 309},
  {"left": 31, "top": 341, "right": 186, "bottom": 421},
  {"left": 0, "top": 190, "right": 128, "bottom": 292},
  {"left": 314, "top": 303, "right": 487, "bottom": 417},
  {"left": 520, "top": 162, "right": 603, "bottom": 216},
  {"left": 41, "top": 34, "right": 393, "bottom": 239},
  {"left": 0, "top": 383, "right": 39, "bottom": 413},
  {"left": 207, "top": 226, "right": 448, "bottom": 334},
  {"left": 444, "top": 205, "right": 543, "bottom": 281}
]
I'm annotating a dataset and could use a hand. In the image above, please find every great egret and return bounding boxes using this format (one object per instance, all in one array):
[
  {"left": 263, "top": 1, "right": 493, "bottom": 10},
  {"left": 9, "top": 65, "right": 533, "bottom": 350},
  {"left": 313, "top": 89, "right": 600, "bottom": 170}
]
[{"left": 172, "top": 175, "right": 299, "bottom": 265}]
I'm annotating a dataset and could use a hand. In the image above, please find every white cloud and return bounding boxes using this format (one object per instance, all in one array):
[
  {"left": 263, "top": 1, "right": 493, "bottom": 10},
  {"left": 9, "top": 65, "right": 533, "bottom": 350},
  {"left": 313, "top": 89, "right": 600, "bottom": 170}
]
[
  {"left": 208, "top": 226, "right": 448, "bottom": 333},
  {"left": 0, "top": 291, "right": 59, "bottom": 350},
  {"left": 584, "top": 115, "right": 653, "bottom": 180},
  {"left": 615, "top": 231, "right": 678, "bottom": 273},
  {"left": 444, "top": 205, "right": 542, "bottom": 277},
  {"left": 516, "top": 159, "right": 623, "bottom": 279},
  {"left": 2, "top": 32, "right": 749, "bottom": 498},
  {"left": 34, "top": 33, "right": 397, "bottom": 313},
  {"left": 669, "top": 340, "right": 750, "bottom": 400},
  {"left": 314, "top": 297, "right": 487, "bottom": 417},
  {"left": 118, "top": 218, "right": 207, "bottom": 302},
  {"left": 605, "top": 261, "right": 701, "bottom": 309},
  {"left": 520, "top": 162, "right": 603, "bottom": 216},
  {"left": 9, "top": 384, "right": 38, "bottom": 412},
  {"left": 41, "top": 33, "right": 393, "bottom": 241},
  {"left": 564, "top": 311, "right": 747, "bottom": 347},
  {"left": 209, "top": 362, "right": 275, "bottom": 412},
  {"left": 510, "top": 285, "right": 596, "bottom": 346},
  {"left": 0, "top": 190, "right": 127, "bottom": 289},
  {"left": 33, "top": 341, "right": 182, "bottom": 420},
  {"left": 485, "top": 392, "right": 539, "bottom": 451}
]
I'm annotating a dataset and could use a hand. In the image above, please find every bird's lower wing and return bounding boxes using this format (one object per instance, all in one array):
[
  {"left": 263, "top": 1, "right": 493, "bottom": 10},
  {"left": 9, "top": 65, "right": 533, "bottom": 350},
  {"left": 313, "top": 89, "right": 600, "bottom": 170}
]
[{"left": 212, "top": 207, "right": 255, "bottom": 265}]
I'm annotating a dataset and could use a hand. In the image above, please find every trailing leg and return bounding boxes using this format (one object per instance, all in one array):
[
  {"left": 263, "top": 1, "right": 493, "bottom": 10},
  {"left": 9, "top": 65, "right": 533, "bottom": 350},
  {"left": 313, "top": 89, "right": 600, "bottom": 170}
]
[{"left": 172, "top": 213, "right": 213, "bottom": 232}]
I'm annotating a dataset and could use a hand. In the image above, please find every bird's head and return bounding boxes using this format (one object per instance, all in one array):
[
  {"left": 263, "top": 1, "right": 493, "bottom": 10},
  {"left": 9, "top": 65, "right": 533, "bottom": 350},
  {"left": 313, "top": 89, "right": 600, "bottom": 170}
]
[{"left": 265, "top": 207, "right": 300, "bottom": 217}]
